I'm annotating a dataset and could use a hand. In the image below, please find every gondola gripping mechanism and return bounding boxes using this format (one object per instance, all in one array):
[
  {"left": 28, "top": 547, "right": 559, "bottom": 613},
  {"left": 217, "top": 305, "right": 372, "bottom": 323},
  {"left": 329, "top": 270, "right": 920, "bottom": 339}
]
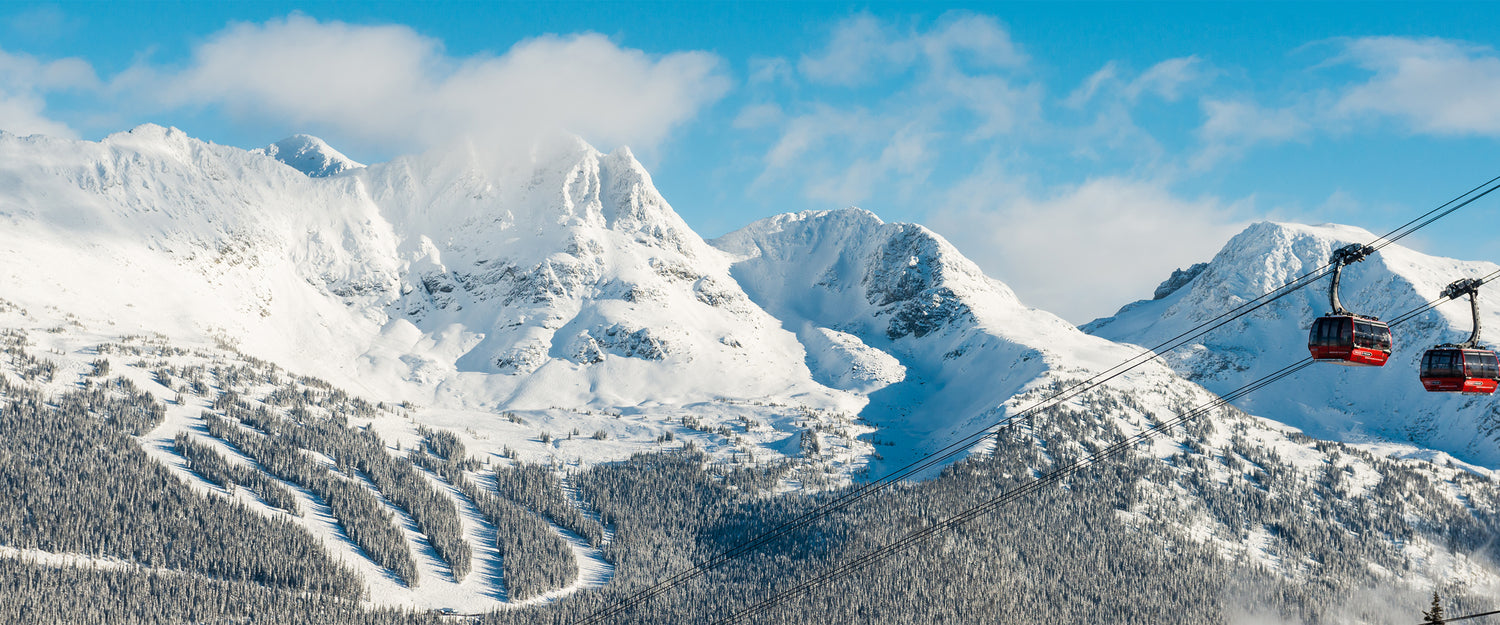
[
  {"left": 1440, "top": 277, "right": 1486, "bottom": 349},
  {"left": 1327, "top": 243, "right": 1376, "bottom": 317}
]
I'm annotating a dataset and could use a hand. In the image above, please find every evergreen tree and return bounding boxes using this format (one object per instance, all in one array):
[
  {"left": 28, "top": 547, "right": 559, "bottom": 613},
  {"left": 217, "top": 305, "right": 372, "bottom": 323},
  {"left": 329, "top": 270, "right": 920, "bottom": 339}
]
[{"left": 1423, "top": 591, "right": 1445, "bottom": 624}]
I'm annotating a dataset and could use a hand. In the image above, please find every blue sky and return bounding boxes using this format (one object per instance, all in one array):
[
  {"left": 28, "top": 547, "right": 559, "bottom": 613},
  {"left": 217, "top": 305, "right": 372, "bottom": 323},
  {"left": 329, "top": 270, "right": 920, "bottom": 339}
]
[{"left": 2, "top": 2, "right": 1498, "bottom": 322}]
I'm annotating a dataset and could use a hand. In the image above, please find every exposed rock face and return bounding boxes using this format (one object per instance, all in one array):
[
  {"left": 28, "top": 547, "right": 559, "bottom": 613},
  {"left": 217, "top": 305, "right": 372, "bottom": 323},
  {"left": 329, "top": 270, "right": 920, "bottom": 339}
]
[{"left": 1153, "top": 262, "right": 1209, "bottom": 300}]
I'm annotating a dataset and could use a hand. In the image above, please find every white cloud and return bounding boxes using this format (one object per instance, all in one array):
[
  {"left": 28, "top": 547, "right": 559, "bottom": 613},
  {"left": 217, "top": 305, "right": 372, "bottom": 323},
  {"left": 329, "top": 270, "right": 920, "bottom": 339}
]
[
  {"left": 798, "top": 12, "right": 1026, "bottom": 88},
  {"left": 1200, "top": 99, "right": 1308, "bottom": 144},
  {"left": 1065, "top": 56, "right": 1205, "bottom": 108},
  {"left": 0, "top": 49, "right": 97, "bottom": 138},
  {"left": 0, "top": 91, "right": 74, "bottom": 137},
  {"left": 1128, "top": 56, "right": 1204, "bottom": 102},
  {"left": 6, "top": 5, "right": 79, "bottom": 42},
  {"left": 1334, "top": 36, "right": 1500, "bottom": 136},
  {"left": 1064, "top": 62, "right": 1120, "bottom": 109},
  {"left": 929, "top": 172, "right": 1248, "bottom": 324},
  {"left": 1193, "top": 99, "right": 1311, "bottom": 168},
  {"left": 1058, "top": 58, "right": 1207, "bottom": 167},
  {"left": 761, "top": 105, "right": 876, "bottom": 170},
  {"left": 754, "top": 13, "right": 1040, "bottom": 205},
  {"left": 802, "top": 123, "right": 935, "bottom": 204},
  {"left": 149, "top": 14, "right": 729, "bottom": 156},
  {"left": 748, "top": 56, "right": 794, "bottom": 85},
  {"left": 919, "top": 13, "right": 1027, "bottom": 72},
  {"left": 798, "top": 14, "right": 905, "bottom": 86},
  {"left": 926, "top": 69, "right": 1042, "bottom": 139}
]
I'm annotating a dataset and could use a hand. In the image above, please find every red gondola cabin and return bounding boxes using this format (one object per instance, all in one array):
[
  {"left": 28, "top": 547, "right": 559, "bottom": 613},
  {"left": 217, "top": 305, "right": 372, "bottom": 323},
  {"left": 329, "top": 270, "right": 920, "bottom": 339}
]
[
  {"left": 1308, "top": 315, "right": 1393, "bottom": 366},
  {"left": 1420, "top": 348, "right": 1499, "bottom": 395}
]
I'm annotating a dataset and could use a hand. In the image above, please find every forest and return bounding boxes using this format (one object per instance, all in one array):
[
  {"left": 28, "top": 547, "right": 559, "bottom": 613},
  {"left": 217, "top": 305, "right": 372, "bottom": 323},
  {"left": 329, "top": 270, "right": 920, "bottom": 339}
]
[{"left": 0, "top": 329, "right": 1497, "bottom": 624}]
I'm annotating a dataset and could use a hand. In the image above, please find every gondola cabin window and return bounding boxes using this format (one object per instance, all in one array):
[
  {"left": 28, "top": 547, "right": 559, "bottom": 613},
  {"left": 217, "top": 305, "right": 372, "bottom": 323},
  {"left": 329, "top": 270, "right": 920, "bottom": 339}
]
[
  {"left": 1466, "top": 351, "right": 1499, "bottom": 379},
  {"left": 1422, "top": 351, "right": 1463, "bottom": 379},
  {"left": 1310, "top": 317, "right": 1350, "bottom": 347}
]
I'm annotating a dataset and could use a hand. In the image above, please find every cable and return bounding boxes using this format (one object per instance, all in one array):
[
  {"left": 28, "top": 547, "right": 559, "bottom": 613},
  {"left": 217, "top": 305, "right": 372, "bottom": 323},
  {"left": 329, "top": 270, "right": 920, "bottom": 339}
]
[
  {"left": 1389, "top": 270, "right": 1500, "bottom": 328},
  {"left": 1427, "top": 608, "right": 1500, "bottom": 624},
  {"left": 572, "top": 174, "right": 1499, "bottom": 625},
  {"left": 1372, "top": 174, "right": 1500, "bottom": 252},
  {"left": 711, "top": 285, "right": 1486, "bottom": 625}
]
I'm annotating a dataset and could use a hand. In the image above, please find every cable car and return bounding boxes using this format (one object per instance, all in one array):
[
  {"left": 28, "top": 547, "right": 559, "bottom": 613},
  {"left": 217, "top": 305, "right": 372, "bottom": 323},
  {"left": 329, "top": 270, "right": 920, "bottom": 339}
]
[
  {"left": 1419, "top": 277, "right": 1498, "bottom": 395},
  {"left": 1308, "top": 243, "right": 1393, "bottom": 366},
  {"left": 1420, "top": 348, "right": 1499, "bottom": 394},
  {"left": 1309, "top": 315, "right": 1393, "bottom": 366}
]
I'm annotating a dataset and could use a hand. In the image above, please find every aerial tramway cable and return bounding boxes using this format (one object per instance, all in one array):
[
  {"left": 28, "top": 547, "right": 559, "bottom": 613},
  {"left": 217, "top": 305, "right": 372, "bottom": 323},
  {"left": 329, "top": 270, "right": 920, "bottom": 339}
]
[
  {"left": 572, "top": 176, "right": 1500, "bottom": 625},
  {"left": 1369, "top": 172, "right": 1500, "bottom": 253},
  {"left": 710, "top": 283, "right": 1498, "bottom": 624},
  {"left": 1423, "top": 608, "right": 1500, "bottom": 624}
]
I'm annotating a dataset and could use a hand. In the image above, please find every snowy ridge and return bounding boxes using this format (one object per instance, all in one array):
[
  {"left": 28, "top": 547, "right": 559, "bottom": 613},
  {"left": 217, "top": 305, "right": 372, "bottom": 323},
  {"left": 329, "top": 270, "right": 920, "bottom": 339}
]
[{"left": 1087, "top": 221, "right": 1500, "bottom": 466}]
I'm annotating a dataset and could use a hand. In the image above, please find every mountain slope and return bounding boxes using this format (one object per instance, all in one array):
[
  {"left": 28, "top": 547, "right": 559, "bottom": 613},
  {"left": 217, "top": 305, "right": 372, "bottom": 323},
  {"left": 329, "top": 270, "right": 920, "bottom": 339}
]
[{"left": 1086, "top": 221, "right": 1500, "bottom": 466}]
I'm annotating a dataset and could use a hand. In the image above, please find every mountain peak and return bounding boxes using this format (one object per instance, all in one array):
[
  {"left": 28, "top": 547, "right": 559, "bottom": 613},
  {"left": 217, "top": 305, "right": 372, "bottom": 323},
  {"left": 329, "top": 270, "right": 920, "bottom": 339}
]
[
  {"left": 256, "top": 134, "right": 363, "bottom": 178},
  {"left": 99, "top": 123, "right": 197, "bottom": 155}
]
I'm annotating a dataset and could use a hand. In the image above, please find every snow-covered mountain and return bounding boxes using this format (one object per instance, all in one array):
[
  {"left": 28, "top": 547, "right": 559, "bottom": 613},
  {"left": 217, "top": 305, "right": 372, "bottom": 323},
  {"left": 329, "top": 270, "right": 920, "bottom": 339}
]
[
  {"left": 1087, "top": 221, "right": 1500, "bottom": 466},
  {"left": 4, "top": 126, "right": 1497, "bottom": 476},
  {"left": 0, "top": 124, "right": 1249, "bottom": 478},
  {"left": 714, "top": 208, "right": 1210, "bottom": 475},
  {"left": 253, "top": 134, "right": 364, "bottom": 177},
  {"left": 0, "top": 126, "right": 836, "bottom": 413},
  {"left": 3, "top": 127, "right": 1499, "bottom": 618}
]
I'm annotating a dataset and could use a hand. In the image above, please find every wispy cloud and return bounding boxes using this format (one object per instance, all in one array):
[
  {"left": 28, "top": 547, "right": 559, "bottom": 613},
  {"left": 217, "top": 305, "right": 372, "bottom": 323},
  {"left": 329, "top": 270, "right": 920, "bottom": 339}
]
[
  {"left": 1066, "top": 56, "right": 1208, "bottom": 108},
  {"left": 749, "top": 12, "right": 1041, "bottom": 205},
  {"left": 133, "top": 14, "right": 729, "bottom": 158},
  {"left": 0, "top": 48, "right": 97, "bottom": 138},
  {"left": 1184, "top": 35, "right": 1500, "bottom": 167},
  {"left": 1192, "top": 98, "right": 1312, "bottom": 168},
  {"left": 797, "top": 14, "right": 906, "bottom": 86},
  {"left": 1060, "top": 56, "right": 1211, "bottom": 167},
  {"left": 1130, "top": 56, "right": 1207, "bottom": 102},
  {"left": 1333, "top": 36, "right": 1500, "bottom": 136},
  {"left": 929, "top": 169, "right": 1250, "bottom": 323}
]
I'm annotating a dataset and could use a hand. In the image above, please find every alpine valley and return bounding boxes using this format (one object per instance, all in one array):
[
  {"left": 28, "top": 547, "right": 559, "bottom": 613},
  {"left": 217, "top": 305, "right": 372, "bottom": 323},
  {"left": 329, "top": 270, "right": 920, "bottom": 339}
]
[{"left": 0, "top": 126, "right": 1496, "bottom": 624}]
